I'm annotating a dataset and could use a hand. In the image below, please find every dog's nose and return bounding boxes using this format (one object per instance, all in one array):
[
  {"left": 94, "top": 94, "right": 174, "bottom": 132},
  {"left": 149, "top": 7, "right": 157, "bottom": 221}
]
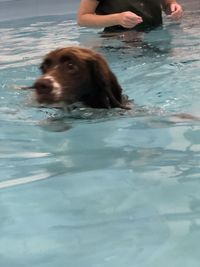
[{"left": 34, "top": 79, "right": 53, "bottom": 94}]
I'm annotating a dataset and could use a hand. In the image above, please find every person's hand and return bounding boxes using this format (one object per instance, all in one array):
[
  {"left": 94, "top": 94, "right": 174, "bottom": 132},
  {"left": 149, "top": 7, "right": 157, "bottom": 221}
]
[
  {"left": 118, "top": 11, "right": 143, "bottom": 28},
  {"left": 167, "top": 3, "right": 183, "bottom": 20}
]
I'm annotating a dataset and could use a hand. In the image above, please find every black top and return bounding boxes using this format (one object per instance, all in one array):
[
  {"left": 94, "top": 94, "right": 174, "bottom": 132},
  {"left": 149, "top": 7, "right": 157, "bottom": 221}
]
[{"left": 96, "top": 0, "right": 164, "bottom": 32}]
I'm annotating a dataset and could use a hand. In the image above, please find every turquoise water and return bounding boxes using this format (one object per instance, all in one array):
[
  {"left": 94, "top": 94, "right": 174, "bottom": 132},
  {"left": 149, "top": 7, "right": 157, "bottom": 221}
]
[{"left": 0, "top": 9, "right": 200, "bottom": 267}]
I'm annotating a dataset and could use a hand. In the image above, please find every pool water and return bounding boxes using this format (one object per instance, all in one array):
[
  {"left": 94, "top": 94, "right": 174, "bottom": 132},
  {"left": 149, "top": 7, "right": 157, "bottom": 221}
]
[{"left": 0, "top": 5, "right": 200, "bottom": 267}]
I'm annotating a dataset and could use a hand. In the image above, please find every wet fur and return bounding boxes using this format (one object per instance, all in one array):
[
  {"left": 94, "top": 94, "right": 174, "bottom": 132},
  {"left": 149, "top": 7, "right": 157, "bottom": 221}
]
[
  {"left": 32, "top": 47, "right": 130, "bottom": 109},
  {"left": 27, "top": 47, "right": 199, "bottom": 123}
]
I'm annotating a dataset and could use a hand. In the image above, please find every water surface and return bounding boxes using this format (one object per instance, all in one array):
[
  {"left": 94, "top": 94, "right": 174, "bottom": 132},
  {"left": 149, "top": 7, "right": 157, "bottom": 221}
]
[{"left": 0, "top": 5, "right": 200, "bottom": 267}]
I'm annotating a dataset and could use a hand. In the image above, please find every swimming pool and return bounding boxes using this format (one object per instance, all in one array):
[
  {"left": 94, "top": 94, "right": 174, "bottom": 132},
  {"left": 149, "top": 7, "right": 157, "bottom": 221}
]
[{"left": 0, "top": 0, "right": 200, "bottom": 266}]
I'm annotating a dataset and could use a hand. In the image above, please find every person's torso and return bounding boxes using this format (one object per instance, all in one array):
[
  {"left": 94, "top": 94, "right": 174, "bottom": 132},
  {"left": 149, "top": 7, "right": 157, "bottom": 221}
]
[{"left": 96, "top": 0, "right": 163, "bottom": 31}]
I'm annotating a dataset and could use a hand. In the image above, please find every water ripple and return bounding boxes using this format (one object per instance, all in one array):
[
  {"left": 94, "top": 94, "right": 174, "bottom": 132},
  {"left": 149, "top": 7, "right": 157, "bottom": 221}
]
[{"left": 0, "top": 172, "right": 54, "bottom": 189}]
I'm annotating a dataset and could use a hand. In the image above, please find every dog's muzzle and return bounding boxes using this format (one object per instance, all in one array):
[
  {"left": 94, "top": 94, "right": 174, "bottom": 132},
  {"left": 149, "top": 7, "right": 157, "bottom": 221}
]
[{"left": 34, "top": 75, "right": 61, "bottom": 93}]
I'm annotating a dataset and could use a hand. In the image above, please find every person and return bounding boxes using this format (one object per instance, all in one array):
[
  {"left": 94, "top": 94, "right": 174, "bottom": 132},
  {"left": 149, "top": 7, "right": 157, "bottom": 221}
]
[{"left": 77, "top": 0, "right": 183, "bottom": 32}]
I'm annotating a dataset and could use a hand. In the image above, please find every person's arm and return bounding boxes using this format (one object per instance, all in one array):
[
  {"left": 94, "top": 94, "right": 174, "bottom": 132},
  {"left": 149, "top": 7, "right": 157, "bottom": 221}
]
[
  {"left": 77, "top": 0, "right": 142, "bottom": 29},
  {"left": 162, "top": 0, "right": 183, "bottom": 20}
]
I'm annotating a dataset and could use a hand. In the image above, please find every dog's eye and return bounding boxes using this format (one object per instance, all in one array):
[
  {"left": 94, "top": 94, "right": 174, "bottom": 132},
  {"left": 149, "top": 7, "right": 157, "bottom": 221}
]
[
  {"left": 44, "top": 58, "right": 52, "bottom": 66},
  {"left": 60, "top": 56, "right": 76, "bottom": 70},
  {"left": 67, "top": 63, "right": 74, "bottom": 70},
  {"left": 40, "top": 58, "right": 53, "bottom": 73},
  {"left": 60, "top": 55, "right": 71, "bottom": 63}
]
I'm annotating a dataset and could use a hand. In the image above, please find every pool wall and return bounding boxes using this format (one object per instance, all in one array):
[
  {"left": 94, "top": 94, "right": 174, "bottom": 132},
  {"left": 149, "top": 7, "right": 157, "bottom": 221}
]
[
  {"left": 0, "top": 0, "right": 80, "bottom": 22},
  {"left": 0, "top": 0, "right": 197, "bottom": 22}
]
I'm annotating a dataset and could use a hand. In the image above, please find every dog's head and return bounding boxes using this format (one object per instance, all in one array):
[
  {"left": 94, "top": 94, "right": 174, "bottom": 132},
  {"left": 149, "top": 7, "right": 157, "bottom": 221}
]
[{"left": 33, "top": 47, "right": 128, "bottom": 109}]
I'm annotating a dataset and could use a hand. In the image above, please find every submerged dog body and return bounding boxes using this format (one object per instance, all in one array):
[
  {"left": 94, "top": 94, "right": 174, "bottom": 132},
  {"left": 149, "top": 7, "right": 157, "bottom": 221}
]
[{"left": 33, "top": 47, "right": 129, "bottom": 109}]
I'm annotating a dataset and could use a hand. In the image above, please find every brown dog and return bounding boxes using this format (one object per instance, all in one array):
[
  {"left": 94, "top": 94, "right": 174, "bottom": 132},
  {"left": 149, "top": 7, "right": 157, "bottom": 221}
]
[
  {"left": 27, "top": 47, "right": 199, "bottom": 122},
  {"left": 32, "top": 47, "right": 130, "bottom": 109}
]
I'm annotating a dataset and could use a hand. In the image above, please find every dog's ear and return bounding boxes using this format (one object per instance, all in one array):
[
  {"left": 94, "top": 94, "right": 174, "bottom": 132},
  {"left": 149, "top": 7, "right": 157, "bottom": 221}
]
[{"left": 86, "top": 53, "right": 126, "bottom": 109}]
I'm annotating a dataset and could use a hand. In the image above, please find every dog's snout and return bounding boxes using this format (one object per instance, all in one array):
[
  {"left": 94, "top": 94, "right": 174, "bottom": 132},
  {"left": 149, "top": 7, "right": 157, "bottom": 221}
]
[{"left": 34, "top": 79, "right": 53, "bottom": 94}]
